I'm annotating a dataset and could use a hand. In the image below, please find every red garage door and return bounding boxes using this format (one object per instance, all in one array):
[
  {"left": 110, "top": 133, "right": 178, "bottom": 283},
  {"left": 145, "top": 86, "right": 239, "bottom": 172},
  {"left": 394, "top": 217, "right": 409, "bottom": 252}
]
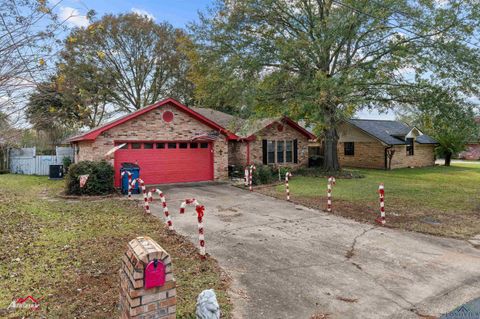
[{"left": 114, "top": 141, "right": 214, "bottom": 187}]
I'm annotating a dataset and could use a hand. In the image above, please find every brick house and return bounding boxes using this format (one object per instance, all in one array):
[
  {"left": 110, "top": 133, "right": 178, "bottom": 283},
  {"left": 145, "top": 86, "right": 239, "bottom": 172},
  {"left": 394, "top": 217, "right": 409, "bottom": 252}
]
[
  {"left": 458, "top": 116, "right": 480, "bottom": 160},
  {"left": 68, "top": 98, "right": 315, "bottom": 186},
  {"left": 337, "top": 119, "right": 438, "bottom": 169}
]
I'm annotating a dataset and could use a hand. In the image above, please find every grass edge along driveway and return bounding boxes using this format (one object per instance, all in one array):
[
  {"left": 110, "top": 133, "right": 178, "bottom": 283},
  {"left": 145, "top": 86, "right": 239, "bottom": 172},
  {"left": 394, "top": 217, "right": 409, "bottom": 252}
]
[
  {"left": 258, "top": 163, "right": 480, "bottom": 239},
  {"left": 0, "top": 175, "right": 232, "bottom": 318}
]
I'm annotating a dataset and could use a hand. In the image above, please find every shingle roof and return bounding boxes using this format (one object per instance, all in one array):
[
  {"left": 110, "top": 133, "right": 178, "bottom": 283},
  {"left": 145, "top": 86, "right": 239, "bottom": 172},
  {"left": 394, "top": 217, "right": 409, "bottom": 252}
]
[
  {"left": 347, "top": 119, "right": 437, "bottom": 145},
  {"left": 190, "top": 107, "right": 245, "bottom": 132}
]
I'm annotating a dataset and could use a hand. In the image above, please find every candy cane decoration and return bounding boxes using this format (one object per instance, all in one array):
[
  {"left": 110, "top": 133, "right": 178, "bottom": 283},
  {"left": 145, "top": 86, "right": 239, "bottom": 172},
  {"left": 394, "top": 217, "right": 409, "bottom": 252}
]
[
  {"left": 180, "top": 198, "right": 206, "bottom": 258},
  {"left": 327, "top": 176, "right": 336, "bottom": 212},
  {"left": 147, "top": 188, "right": 173, "bottom": 230},
  {"left": 375, "top": 183, "right": 386, "bottom": 225},
  {"left": 285, "top": 172, "right": 292, "bottom": 201},
  {"left": 120, "top": 171, "right": 133, "bottom": 199},
  {"left": 130, "top": 178, "right": 149, "bottom": 213},
  {"left": 248, "top": 164, "right": 256, "bottom": 191},
  {"left": 244, "top": 167, "right": 249, "bottom": 187}
]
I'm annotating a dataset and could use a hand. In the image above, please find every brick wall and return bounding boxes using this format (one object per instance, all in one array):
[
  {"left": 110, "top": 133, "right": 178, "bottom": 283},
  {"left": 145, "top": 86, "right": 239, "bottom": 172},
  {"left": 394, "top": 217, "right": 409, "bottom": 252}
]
[
  {"left": 74, "top": 103, "right": 229, "bottom": 180},
  {"left": 228, "top": 140, "right": 248, "bottom": 167},
  {"left": 338, "top": 141, "right": 386, "bottom": 169},
  {"left": 338, "top": 122, "right": 436, "bottom": 169},
  {"left": 249, "top": 121, "right": 310, "bottom": 168},
  {"left": 338, "top": 142, "right": 436, "bottom": 169},
  {"left": 390, "top": 143, "right": 435, "bottom": 168}
]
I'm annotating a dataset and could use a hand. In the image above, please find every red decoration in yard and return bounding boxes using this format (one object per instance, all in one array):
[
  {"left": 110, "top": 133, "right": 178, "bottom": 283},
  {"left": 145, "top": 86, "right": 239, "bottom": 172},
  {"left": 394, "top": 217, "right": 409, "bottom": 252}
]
[
  {"left": 376, "top": 183, "right": 386, "bottom": 225},
  {"left": 162, "top": 111, "right": 174, "bottom": 123},
  {"left": 285, "top": 172, "right": 292, "bottom": 201},
  {"left": 79, "top": 174, "right": 89, "bottom": 188},
  {"left": 327, "top": 176, "right": 336, "bottom": 212},
  {"left": 121, "top": 171, "right": 133, "bottom": 199},
  {"left": 148, "top": 188, "right": 173, "bottom": 230},
  {"left": 130, "top": 178, "right": 149, "bottom": 213},
  {"left": 179, "top": 198, "right": 206, "bottom": 258}
]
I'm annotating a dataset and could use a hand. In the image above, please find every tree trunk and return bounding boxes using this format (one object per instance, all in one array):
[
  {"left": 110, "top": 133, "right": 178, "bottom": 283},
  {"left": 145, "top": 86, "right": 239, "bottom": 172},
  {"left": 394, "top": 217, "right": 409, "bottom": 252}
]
[
  {"left": 444, "top": 152, "right": 452, "bottom": 166},
  {"left": 323, "top": 126, "right": 340, "bottom": 172}
]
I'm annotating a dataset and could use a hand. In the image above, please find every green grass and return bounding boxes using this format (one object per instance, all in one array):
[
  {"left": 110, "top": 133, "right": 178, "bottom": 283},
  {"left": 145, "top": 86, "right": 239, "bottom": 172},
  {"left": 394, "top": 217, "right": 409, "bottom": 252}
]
[
  {"left": 262, "top": 164, "right": 480, "bottom": 239},
  {"left": 0, "top": 175, "right": 232, "bottom": 318},
  {"left": 284, "top": 164, "right": 480, "bottom": 212}
]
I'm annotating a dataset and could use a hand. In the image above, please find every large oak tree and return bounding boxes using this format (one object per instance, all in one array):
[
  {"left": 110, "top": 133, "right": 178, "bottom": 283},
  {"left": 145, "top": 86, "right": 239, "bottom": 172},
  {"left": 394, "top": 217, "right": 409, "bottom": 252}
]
[
  {"left": 61, "top": 13, "right": 194, "bottom": 113},
  {"left": 189, "top": 0, "right": 480, "bottom": 171}
]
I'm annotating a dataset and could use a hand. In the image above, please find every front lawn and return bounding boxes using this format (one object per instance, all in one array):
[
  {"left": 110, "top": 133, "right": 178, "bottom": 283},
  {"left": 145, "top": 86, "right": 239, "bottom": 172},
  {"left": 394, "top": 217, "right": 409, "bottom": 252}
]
[
  {"left": 257, "top": 164, "right": 480, "bottom": 239},
  {"left": 0, "top": 175, "right": 232, "bottom": 318}
]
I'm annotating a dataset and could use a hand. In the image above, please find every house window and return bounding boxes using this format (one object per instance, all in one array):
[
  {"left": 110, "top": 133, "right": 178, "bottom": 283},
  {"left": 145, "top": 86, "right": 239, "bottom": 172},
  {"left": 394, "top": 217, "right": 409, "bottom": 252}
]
[
  {"left": 179, "top": 143, "right": 188, "bottom": 149},
  {"left": 264, "top": 140, "right": 294, "bottom": 164},
  {"left": 200, "top": 143, "right": 209, "bottom": 148},
  {"left": 344, "top": 142, "right": 355, "bottom": 156},
  {"left": 131, "top": 143, "right": 141, "bottom": 149},
  {"left": 156, "top": 143, "right": 165, "bottom": 149},
  {"left": 267, "top": 141, "right": 275, "bottom": 164},
  {"left": 168, "top": 143, "right": 177, "bottom": 149},
  {"left": 277, "top": 141, "right": 284, "bottom": 163},
  {"left": 119, "top": 143, "right": 128, "bottom": 149},
  {"left": 286, "top": 141, "right": 293, "bottom": 162},
  {"left": 144, "top": 143, "right": 153, "bottom": 149},
  {"left": 190, "top": 143, "right": 198, "bottom": 148},
  {"left": 406, "top": 138, "right": 414, "bottom": 156}
]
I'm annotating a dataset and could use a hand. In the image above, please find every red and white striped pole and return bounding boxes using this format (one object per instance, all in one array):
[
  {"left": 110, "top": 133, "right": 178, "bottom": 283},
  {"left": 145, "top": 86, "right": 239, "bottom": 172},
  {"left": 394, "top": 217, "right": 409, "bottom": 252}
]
[
  {"left": 249, "top": 164, "right": 256, "bottom": 191},
  {"left": 147, "top": 189, "right": 173, "bottom": 230},
  {"left": 285, "top": 172, "right": 292, "bottom": 201},
  {"left": 327, "top": 176, "right": 336, "bottom": 212},
  {"left": 244, "top": 167, "right": 249, "bottom": 187},
  {"left": 375, "top": 183, "right": 386, "bottom": 225},
  {"left": 131, "top": 178, "right": 149, "bottom": 213},
  {"left": 179, "top": 198, "right": 206, "bottom": 258},
  {"left": 121, "top": 171, "right": 133, "bottom": 199}
]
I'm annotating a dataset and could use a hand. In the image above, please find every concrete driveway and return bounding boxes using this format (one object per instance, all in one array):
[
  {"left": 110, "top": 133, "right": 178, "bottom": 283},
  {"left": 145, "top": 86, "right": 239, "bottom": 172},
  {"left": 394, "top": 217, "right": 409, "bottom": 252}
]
[{"left": 146, "top": 183, "right": 480, "bottom": 319}]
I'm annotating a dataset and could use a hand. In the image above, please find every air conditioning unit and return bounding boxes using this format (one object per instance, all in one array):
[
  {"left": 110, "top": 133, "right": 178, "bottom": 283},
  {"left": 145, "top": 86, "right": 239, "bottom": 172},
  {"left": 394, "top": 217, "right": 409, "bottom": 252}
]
[{"left": 49, "top": 164, "right": 64, "bottom": 179}]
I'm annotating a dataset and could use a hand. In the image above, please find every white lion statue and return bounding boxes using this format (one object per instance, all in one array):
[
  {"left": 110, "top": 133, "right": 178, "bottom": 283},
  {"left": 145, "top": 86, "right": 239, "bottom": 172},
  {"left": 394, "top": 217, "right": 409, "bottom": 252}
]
[{"left": 196, "top": 289, "right": 220, "bottom": 319}]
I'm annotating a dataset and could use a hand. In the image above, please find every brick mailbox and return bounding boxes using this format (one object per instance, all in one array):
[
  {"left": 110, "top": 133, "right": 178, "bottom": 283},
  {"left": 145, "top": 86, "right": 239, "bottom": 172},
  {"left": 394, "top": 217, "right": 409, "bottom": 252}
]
[{"left": 119, "top": 236, "right": 176, "bottom": 319}]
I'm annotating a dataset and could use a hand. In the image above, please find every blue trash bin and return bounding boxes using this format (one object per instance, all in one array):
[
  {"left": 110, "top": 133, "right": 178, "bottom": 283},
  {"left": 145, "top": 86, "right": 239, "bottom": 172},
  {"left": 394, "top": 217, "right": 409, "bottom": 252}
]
[{"left": 120, "top": 163, "right": 140, "bottom": 194}]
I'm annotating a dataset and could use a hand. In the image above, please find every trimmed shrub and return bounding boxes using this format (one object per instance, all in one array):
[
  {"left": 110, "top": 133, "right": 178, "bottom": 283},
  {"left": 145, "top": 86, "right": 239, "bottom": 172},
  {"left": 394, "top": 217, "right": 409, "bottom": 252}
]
[
  {"left": 65, "top": 160, "right": 115, "bottom": 195},
  {"left": 252, "top": 165, "right": 275, "bottom": 185},
  {"left": 62, "top": 157, "right": 72, "bottom": 173}
]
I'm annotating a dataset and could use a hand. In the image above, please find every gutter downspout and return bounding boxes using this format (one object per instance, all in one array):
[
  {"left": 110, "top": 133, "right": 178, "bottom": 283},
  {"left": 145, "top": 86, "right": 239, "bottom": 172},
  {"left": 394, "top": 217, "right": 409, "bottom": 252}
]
[{"left": 384, "top": 145, "right": 393, "bottom": 170}]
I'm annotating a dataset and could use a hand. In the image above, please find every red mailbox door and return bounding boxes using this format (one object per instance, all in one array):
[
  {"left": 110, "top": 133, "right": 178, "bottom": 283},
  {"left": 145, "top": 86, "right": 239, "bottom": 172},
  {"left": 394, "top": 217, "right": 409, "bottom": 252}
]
[{"left": 144, "top": 259, "right": 166, "bottom": 289}]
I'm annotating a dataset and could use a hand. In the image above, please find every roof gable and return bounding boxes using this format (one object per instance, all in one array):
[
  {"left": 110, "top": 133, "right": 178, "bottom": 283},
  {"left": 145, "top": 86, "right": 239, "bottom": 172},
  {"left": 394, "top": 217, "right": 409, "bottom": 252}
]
[
  {"left": 346, "top": 119, "right": 437, "bottom": 145},
  {"left": 236, "top": 117, "right": 316, "bottom": 140},
  {"left": 68, "top": 98, "right": 238, "bottom": 142}
]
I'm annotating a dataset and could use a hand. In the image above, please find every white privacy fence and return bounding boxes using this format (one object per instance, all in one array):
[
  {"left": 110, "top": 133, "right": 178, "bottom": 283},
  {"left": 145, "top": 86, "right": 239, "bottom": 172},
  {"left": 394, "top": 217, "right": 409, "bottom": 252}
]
[{"left": 9, "top": 147, "right": 74, "bottom": 175}]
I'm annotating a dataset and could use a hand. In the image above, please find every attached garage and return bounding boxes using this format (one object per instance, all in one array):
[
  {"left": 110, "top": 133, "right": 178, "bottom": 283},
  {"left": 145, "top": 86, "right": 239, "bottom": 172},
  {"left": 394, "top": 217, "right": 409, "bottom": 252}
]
[
  {"left": 113, "top": 141, "right": 213, "bottom": 186},
  {"left": 68, "top": 98, "right": 235, "bottom": 186},
  {"left": 68, "top": 98, "right": 315, "bottom": 187}
]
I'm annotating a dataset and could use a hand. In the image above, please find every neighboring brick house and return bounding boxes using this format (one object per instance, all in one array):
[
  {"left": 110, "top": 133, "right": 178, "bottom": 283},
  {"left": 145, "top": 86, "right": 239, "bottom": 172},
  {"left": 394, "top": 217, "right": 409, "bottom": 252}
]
[
  {"left": 458, "top": 116, "right": 480, "bottom": 160},
  {"left": 68, "top": 98, "right": 315, "bottom": 186},
  {"left": 337, "top": 119, "right": 438, "bottom": 169}
]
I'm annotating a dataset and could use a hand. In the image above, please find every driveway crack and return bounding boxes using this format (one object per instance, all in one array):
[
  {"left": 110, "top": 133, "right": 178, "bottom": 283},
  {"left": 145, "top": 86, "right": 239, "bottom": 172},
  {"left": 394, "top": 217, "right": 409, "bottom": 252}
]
[{"left": 345, "top": 226, "right": 375, "bottom": 260}]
